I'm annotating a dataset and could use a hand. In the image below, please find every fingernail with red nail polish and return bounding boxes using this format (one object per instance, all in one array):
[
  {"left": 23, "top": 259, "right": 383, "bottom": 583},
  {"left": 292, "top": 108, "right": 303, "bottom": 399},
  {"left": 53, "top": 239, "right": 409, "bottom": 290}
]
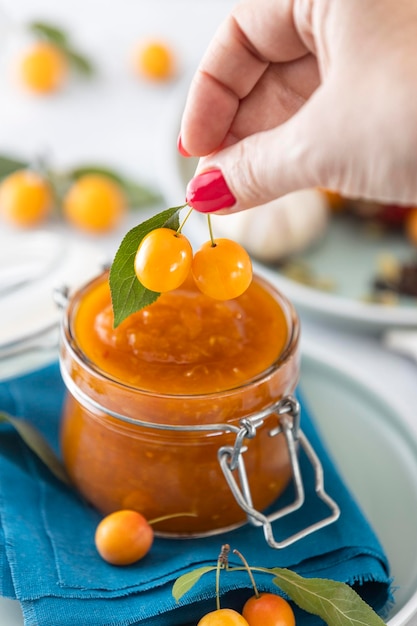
[
  {"left": 186, "top": 169, "right": 236, "bottom": 213},
  {"left": 177, "top": 134, "right": 190, "bottom": 157}
]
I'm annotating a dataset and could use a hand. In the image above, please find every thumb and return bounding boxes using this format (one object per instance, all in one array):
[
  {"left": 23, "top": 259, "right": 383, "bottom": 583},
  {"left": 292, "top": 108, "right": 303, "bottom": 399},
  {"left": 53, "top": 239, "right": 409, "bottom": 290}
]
[{"left": 186, "top": 86, "right": 348, "bottom": 214}]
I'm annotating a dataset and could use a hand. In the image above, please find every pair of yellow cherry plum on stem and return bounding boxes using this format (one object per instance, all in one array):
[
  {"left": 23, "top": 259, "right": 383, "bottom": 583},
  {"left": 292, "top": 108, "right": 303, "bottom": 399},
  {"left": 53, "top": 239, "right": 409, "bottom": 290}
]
[{"left": 134, "top": 222, "right": 253, "bottom": 301}]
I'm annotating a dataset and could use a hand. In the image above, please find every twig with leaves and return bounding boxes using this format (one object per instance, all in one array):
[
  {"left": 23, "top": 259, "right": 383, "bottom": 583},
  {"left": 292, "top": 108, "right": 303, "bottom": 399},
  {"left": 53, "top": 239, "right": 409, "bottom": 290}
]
[{"left": 172, "top": 544, "right": 388, "bottom": 626}]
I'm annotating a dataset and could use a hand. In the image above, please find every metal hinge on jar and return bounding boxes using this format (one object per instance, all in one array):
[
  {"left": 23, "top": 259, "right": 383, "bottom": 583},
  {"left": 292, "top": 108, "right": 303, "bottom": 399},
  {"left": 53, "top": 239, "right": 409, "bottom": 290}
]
[{"left": 218, "top": 396, "right": 340, "bottom": 549}]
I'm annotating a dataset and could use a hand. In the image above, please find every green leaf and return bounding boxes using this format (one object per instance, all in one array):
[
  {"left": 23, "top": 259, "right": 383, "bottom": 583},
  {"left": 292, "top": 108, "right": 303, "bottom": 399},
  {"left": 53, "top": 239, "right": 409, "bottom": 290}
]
[
  {"left": 172, "top": 566, "right": 385, "bottom": 626},
  {"left": 28, "top": 21, "right": 69, "bottom": 46},
  {"left": 171, "top": 561, "right": 387, "bottom": 624},
  {"left": 120, "top": 179, "right": 162, "bottom": 210},
  {"left": 63, "top": 48, "right": 95, "bottom": 76},
  {"left": 0, "top": 412, "right": 70, "bottom": 485},
  {"left": 271, "top": 567, "right": 386, "bottom": 626},
  {"left": 0, "top": 155, "right": 28, "bottom": 180},
  {"left": 68, "top": 165, "right": 161, "bottom": 208},
  {"left": 172, "top": 566, "right": 216, "bottom": 603},
  {"left": 69, "top": 164, "right": 128, "bottom": 185},
  {"left": 27, "top": 21, "right": 94, "bottom": 77},
  {"left": 109, "top": 205, "right": 184, "bottom": 327}
]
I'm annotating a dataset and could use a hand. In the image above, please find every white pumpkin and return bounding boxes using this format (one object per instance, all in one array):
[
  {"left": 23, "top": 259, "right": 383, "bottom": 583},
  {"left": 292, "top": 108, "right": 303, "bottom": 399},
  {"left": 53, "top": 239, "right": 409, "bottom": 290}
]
[{"left": 209, "top": 189, "right": 330, "bottom": 263}]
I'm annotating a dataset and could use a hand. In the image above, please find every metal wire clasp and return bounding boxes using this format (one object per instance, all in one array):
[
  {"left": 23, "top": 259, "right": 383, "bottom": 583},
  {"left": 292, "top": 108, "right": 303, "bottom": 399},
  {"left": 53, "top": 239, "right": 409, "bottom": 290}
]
[{"left": 218, "top": 395, "right": 340, "bottom": 549}]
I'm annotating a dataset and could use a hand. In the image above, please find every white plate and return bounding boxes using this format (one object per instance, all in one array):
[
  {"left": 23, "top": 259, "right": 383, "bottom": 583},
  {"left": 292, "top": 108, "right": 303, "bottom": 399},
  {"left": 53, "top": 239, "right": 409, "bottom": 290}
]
[
  {"left": 0, "top": 230, "right": 105, "bottom": 377},
  {"left": 300, "top": 345, "right": 417, "bottom": 626},
  {"left": 156, "top": 81, "right": 417, "bottom": 334},
  {"left": 0, "top": 230, "right": 105, "bottom": 347},
  {"left": 1, "top": 346, "right": 417, "bottom": 624}
]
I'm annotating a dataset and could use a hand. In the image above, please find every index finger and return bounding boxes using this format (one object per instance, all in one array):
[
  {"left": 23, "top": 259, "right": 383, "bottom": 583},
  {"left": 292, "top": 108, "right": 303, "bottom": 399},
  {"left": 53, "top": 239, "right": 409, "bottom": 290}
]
[{"left": 180, "top": 0, "right": 309, "bottom": 156}]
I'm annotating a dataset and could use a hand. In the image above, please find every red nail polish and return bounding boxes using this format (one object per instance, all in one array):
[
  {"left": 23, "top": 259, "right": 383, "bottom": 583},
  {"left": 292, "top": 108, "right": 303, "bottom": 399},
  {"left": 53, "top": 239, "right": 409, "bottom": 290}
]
[
  {"left": 177, "top": 134, "right": 190, "bottom": 157},
  {"left": 186, "top": 169, "right": 236, "bottom": 213}
]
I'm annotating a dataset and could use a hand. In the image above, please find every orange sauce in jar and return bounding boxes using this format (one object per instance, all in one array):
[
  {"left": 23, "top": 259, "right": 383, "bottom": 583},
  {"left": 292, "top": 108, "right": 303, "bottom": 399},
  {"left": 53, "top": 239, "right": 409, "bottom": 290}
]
[{"left": 60, "top": 272, "right": 300, "bottom": 535}]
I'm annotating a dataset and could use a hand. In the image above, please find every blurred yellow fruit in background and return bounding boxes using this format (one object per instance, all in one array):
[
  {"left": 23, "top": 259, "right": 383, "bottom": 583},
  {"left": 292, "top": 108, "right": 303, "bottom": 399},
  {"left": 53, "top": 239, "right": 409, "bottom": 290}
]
[
  {"left": 17, "top": 41, "right": 68, "bottom": 94},
  {"left": 405, "top": 207, "right": 417, "bottom": 246},
  {"left": 63, "top": 174, "right": 127, "bottom": 233},
  {"left": 132, "top": 39, "right": 176, "bottom": 81},
  {"left": 320, "top": 188, "right": 346, "bottom": 212},
  {"left": 0, "top": 170, "right": 52, "bottom": 227}
]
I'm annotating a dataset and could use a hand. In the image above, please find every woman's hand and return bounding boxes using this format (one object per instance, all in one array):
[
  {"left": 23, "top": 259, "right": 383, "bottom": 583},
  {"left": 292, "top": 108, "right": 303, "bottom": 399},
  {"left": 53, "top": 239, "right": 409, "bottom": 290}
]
[{"left": 180, "top": 0, "right": 417, "bottom": 213}]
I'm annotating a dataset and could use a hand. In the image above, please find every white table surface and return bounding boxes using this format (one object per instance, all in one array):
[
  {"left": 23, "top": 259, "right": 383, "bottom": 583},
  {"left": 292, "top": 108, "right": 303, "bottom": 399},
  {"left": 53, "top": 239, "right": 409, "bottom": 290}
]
[{"left": 0, "top": 2, "right": 417, "bottom": 625}]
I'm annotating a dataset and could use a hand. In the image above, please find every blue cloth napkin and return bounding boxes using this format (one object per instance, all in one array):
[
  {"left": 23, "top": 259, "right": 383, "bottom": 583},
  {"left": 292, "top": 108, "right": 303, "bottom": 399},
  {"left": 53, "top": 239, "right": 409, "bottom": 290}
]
[{"left": 0, "top": 362, "right": 392, "bottom": 626}]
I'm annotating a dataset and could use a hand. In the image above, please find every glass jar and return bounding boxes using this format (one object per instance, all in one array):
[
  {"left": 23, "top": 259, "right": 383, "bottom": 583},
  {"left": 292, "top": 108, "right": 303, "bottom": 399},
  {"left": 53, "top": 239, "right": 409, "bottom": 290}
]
[{"left": 59, "top": 271, "right": 301, "bottom": 536}]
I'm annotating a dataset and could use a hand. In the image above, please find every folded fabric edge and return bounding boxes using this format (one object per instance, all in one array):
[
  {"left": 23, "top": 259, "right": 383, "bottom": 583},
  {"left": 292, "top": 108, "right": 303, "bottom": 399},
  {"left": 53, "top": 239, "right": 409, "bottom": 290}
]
[
  {"left": 40, "top": 543, "right": 389, "bottom": 597},
  {"left": 13, "top": 554, "right": 393, "bottom": 614},
  {"left": 18, "top": 571, "right": 393, "bottom": 626}
]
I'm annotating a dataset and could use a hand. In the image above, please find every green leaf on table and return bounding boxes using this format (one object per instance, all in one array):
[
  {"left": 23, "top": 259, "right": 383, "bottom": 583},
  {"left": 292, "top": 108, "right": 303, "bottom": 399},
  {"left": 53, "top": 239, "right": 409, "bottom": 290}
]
[
  {"left": 28, "top": 21, "right": 69, "bottom": 47},
  {"left": 68, "top": 164, "right": 162, "bottom": 208},
  {"left": 0, "top": 155, "right": 28, "bottom": 180},
  {"left": 0, "top": 412, "right": 70, "bottom": 486},
  {"left": 172, "top": 566, "right": 216, "bottom": 603},
  {"left": 271, "top": 567, "right": 387, "bottom": 626},
  {"left": 120, "top": 178, "right": 162, "bottom": 210},
  {"left": 69, "top": 164, "right": 128, "bottom": 185},
  {"left": 63, "top": 49, "right": 95, "bottom": 76},
  {"left": 28, "top": 21, "right": 95, "bottom": 77},
  {"left": 109, "top": 205, "right": 184, "bottom": 327}
]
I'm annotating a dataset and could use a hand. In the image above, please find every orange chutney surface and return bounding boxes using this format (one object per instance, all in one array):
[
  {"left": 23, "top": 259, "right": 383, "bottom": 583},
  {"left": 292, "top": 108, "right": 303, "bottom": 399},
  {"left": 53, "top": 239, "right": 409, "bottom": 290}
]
[
  {"left": 72, "top": 274, "right": 289, "bottom": 394},
  {"left": 61, "top": 273, "right": 299, "bottom": 535}
]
